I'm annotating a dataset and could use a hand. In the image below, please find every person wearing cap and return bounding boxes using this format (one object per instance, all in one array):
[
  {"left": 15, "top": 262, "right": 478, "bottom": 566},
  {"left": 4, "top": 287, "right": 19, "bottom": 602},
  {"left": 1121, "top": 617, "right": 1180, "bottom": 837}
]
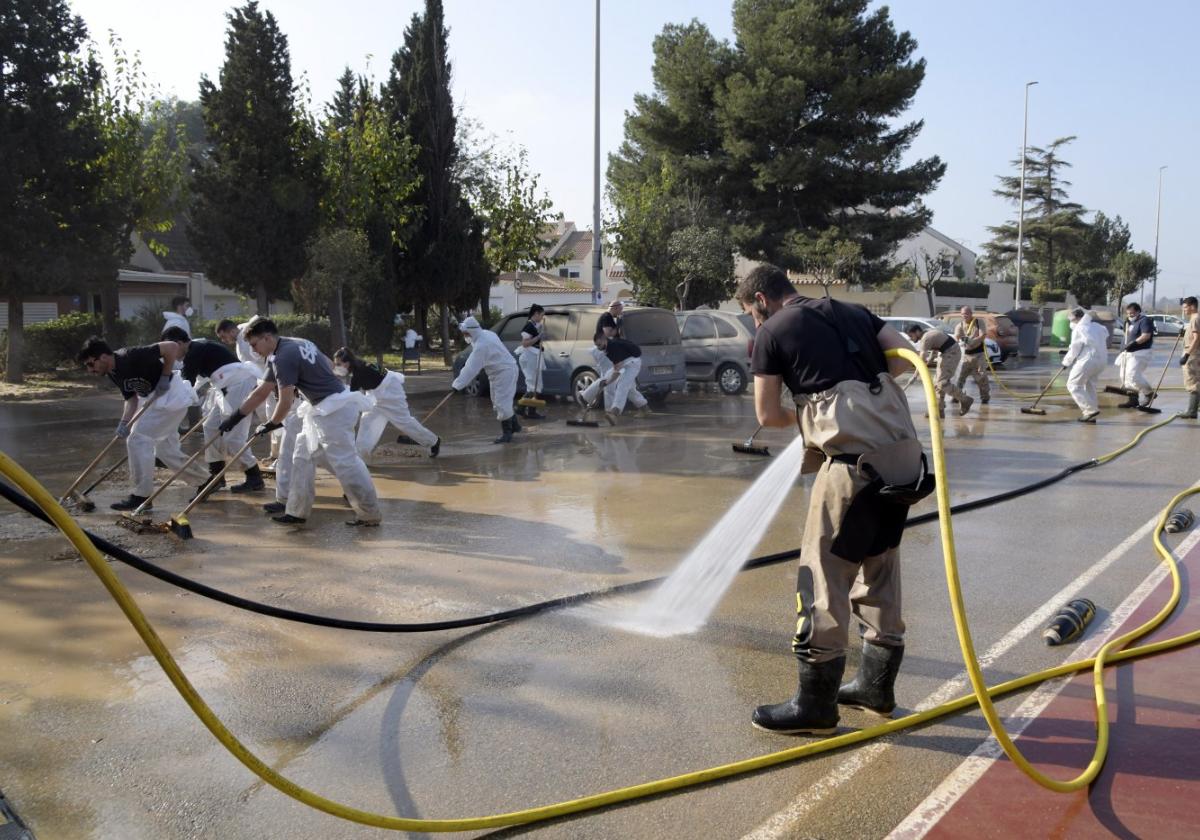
[
  {"left": 1179, "top": 296, "right": 1199, "bottom": 420},
  {"left": 904, "top": 324, "right": 972, "bottom": 418},
  {"left": 451, "top": 316, "right": 521, "bottom": 443},
  {"left": 1061, "top": 307, "right": 1108, "bottom": 423}
]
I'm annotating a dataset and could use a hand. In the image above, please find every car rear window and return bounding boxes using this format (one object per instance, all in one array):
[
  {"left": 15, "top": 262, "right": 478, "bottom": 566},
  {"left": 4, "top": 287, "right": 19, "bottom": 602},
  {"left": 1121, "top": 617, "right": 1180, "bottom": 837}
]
[
  {"left": 541, "top": 313, "right": 568, "bottom": 341},
  {"left": 625, "top": 310, "right": 680, "bottom": 346},
  {"left": 682, "top": 314, "right": 716, "bottom": 340},
  {"left": 736, "top": 313, "right": 756, "bottom": 334},
  {"left": 715, "top": 317, "right": 739, "bottom": 338}
]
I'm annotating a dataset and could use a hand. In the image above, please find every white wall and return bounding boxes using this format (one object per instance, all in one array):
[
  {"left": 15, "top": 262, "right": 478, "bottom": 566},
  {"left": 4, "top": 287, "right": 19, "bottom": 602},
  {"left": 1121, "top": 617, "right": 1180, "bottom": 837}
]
[
  {"left": 488, "top": 287, "right": 593, "bottom": 315},
  {"left": 892, "top": 228, "right": 977, "bottom": 281}
]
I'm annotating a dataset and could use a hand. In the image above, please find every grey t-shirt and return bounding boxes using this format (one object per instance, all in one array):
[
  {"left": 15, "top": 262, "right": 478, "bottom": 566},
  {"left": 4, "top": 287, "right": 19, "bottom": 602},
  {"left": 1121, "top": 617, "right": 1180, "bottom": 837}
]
[{"left": 265, "top": 337, "right": 345, "bottom": 404}]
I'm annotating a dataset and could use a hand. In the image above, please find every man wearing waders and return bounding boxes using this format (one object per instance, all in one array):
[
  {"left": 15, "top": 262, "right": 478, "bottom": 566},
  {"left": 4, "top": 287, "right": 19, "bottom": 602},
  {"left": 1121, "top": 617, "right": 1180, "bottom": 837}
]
[
  {"left": 77, "top": 336, "right": 206, "bottom": 511},
  {"left": 516, "top": 304, "right": 547, "bottom": 420},
  {"left": 739, "top": 265, "right": 929, "bottom": 734},
  {"left": 221, "top": 319, "right": 381, "bottom": 527},
  {"left": 162, "top": 327, "right": 265, "bottom": 496},
  {"left": 1061, "top": 308, "right": 1108, "bottom": 423},
  {"left": 1180, "top": 296, "right": 1200, "bottom": 420},
  {"left": 332, "top": 348, "right": 440, "bottom": 459},
  {"left": 953, "top": 305, "right": 990, "bottom": 404},
  {"left": 904, "top": 324, "right": 972, "bottom": 418},
  {"left": 1116, "top": 302, "right": 1156, "bottom": 411}
]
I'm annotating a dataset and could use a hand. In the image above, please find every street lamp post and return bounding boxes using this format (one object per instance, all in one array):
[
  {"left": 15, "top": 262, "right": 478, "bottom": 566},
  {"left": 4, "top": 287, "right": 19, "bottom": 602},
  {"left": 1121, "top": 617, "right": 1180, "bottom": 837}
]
[
  {"left": 1152, "top": 165, "right": 1166, "bottom": 310},
  {"left": 1014, "top": 80, "right": 1038, "bottom": 309},
  {"left": 591, "top": 0, "right": 603, "bottom": 305}
]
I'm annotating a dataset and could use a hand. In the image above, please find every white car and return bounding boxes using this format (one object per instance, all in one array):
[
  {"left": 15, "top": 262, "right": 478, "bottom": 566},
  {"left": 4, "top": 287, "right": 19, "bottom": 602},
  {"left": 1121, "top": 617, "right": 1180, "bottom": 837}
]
[
  {"left": 881, "top": 316, "right": 1003, "bottom": 366},
  {"left": 1148, "top": 313, "right": 1186, "bottom": 337}
]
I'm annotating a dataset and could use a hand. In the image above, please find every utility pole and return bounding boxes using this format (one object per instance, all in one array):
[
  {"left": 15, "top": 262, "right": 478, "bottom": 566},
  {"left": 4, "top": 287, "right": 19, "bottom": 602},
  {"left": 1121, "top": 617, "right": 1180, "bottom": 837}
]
[
  {"left": 1014, "top": 80, "right": 1038, "bottom": 309},
  {"left": 1152, "top": 165, "right": 1166, "bottom": 310},
  {"left": 591, "top": 0, "right": 603, "bottom": 305}
]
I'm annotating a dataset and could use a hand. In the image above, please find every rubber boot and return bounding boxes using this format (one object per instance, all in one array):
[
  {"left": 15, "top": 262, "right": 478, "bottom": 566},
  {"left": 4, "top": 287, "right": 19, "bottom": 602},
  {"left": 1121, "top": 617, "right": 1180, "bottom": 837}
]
[
  {"left": 526, "top": 405, "right": 546, "bottom": 420},
  {"left": 510, "top": 413, "right": 523, "bottom": 433},
  {"left": 493, "top": 418, "right": 513, "bottom": 444},
  {"left": 1118, "top": 395, "right": 1139, "bottom": 408},
  {"left": 229, "top": 464, "right": 265, "bottom": 493},
  {"left": 751, "top": 656, "right": 845, "bottom": 735},
  {"left": 207, "top": 461, "right": 227, "bottom": 491},
  {"left": 837, "top": 642, "right": 905, "bottom": 718},
  {"left": 110, "top": 493, "right": 150, "bottom": 512},
  {"left": 1181, "top": 393, "right": 1199, "bottom": 419}
]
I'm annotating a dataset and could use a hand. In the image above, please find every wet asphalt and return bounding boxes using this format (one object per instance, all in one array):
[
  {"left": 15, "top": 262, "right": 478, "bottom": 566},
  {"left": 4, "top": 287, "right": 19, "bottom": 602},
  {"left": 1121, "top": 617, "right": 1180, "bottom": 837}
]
[{"left": 1, "top": 350, "right": 1196, "bottom": 839}]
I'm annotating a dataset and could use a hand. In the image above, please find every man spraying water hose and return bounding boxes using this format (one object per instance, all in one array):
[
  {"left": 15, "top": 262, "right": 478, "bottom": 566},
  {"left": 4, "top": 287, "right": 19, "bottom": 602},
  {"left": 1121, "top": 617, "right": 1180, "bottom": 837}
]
[
  {"left": 953, "top": 305, "right": 990, "bottom": 404},
  {"left": 739, "top": 265, "right": 931, "bottom": 735},
  {"left": 904, "top": 324, "right": 972, "bottom": 418}
]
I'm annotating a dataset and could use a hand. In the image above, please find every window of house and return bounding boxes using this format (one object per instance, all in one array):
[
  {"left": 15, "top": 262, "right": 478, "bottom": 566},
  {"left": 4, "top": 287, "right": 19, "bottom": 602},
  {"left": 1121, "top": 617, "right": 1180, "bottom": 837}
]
[
  {"left": 569, "top": 270, "right": 580, "bottom": 278},
  {"left": 559, "top": 268, "right": 570, "bottom": 278}
]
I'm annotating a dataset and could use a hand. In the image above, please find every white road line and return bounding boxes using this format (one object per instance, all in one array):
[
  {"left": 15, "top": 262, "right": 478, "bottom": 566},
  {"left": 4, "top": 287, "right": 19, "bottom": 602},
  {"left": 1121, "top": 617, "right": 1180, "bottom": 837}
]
[
  {"left": 740, "top": 510, "right": 1167, "bottom": 840},
  {"left": 886, "top": 526, "right": 1200, "bottom": 840}
]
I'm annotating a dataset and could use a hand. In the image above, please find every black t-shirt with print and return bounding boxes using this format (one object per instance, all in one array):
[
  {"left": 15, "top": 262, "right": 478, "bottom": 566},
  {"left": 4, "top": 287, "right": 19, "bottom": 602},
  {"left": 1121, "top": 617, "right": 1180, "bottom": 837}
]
[
  {"left": 347, "top": 359, "right": 387, "bottom": 392},
  {"left": 605, "top": 337, "right": 642, "bottom": 365},
  {"left": 521, "top": 319, "right": 542, "bottom": 349},
  {"left": 750, "top": 297, "right": 887, "bottom": 395},
  {"left": 109, "top": 345, "right": 165, "bottom": 399},
  {"left": 181, "top": 339, "right": 239, "bottom": 384}
]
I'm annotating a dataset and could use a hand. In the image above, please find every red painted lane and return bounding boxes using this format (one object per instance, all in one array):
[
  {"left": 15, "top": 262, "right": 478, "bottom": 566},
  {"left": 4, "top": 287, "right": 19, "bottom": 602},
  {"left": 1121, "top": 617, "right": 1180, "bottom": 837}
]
[{"left": 924, "top": 540, "right": 1200, "bottom": 839}]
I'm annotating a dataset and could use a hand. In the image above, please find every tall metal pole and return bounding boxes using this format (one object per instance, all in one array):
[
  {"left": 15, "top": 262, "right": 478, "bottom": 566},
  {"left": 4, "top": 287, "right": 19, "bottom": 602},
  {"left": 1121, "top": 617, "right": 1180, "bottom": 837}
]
[
  {"left": 1152, "top": 165, "right": 1166, "bottom": 310},
  {"left": 591, "top": 0, "right": 603, "bottom": 305},
  {"left": 1014, "top": 80, "right": 1038, "bottom": 308}
]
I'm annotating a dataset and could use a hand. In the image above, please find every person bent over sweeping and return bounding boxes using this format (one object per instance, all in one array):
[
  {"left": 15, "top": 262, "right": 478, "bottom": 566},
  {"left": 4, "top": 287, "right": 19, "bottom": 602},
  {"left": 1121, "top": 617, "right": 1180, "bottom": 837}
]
[
  {"left": 77, "top": 336, "right": 206, "bottom": 511},
  {"left": 1061, "top": 308, "right": 1108, "bottom": 423},
  {"left": 516, "top": 304, "right": 547, "bottom": 420},
  {"left": 592, "top": 332, "right": 649, "bottom": 423},
  {"left": 221, "top": 319, "right": 381, "bottom": 527},
  {"left": 332, "top": 348, "right": 440, "bottom": 460},
  {"left": 904, "top": 325, "right": 972, "bottom": 418},
  {"left": 739, "top": 265, "right": 930, "bottom": 735},
  {"left": 451, "top": 316, "right": 521, "bottom": 444},
  {"left": 163, "top": 327, "right": 265, "bottom": 497}
]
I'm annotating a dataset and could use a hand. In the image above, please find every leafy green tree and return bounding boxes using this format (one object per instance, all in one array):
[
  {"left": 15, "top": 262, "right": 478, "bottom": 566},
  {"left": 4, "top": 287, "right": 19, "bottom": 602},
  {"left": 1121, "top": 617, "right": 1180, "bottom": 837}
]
[
  {"left": 190, "top": 1, "right": 321, "bottom": 314},
  {"left": 793, "top": 230, "right": 863, "bottom": 297},
  {"left": 0, "top": 0, "right": 104, "bottom": 383},
  {"left": 469, "top": 146, "right": 560, "bottom": 278},
  {"left": 909, "top": 248, "right": 954, "bottom": 316},
  {"left": 1112, "top": 250, "right": 1157, "bottom": 304},
  {"left": 298, "top": 228, "right": 382, "bottom": 360},
  {"left": 667, "top": 225, "right": 735, "bottom": 310}
]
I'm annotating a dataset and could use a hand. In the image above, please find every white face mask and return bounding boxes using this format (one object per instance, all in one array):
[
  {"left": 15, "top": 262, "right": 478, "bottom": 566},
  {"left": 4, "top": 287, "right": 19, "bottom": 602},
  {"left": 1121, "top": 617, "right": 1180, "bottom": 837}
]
[
  {"left": 333, "top": 365, "right": 349, "bottom": 377},
  {"left": 183, "top": 306, "right": 194, "bottom": 317},
  {"left": 464, "top": 335, "right": 473, "bottom": 344}
]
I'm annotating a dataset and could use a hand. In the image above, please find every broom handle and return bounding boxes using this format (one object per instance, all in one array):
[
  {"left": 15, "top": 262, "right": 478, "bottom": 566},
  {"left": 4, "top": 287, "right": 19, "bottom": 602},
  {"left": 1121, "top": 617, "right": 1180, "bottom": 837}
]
[
  {"left": 130, "top": 408, "right": 223, "bottom": 515},
  {"left": 1147, "top": 332, "right": 1182, "bottom": 405},
  {"left": 1027, "top": 364, "right": 1067, "bottom": 411},
  {"left": 80, "top": 397, "right": 209, "bottom": 499},
  {"left": 421, "top": 389, "right": 456, "bottom": 425},
  {"left": 59, "top": 392, "right": 159, "bottom": 502},
  {"left": 173, "top": 433, "right": 259, "bottom": 521}
]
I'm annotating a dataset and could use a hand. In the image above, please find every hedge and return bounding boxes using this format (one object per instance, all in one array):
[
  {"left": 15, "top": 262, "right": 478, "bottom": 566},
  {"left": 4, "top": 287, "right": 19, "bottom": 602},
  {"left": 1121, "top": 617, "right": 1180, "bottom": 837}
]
[{"left": 934, "top": 281, "right": 990, "bottom": 299}]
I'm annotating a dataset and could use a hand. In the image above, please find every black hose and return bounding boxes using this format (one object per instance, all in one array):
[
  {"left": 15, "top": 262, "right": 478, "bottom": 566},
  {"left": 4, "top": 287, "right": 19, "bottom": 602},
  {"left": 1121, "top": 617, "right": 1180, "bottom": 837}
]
[{"left": 0, "top": 457, "right": 1100, "bottom": 633}]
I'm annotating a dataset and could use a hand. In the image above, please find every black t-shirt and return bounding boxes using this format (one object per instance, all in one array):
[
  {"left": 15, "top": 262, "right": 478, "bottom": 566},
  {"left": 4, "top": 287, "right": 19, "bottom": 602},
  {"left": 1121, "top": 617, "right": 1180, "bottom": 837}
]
[
  {"left": 348, "top": 359, "right": 387, "bottom": 392},
  {"left": 1125, "top": 315, "right": 1154, "bottom": 351},
  {"left": 750, "top": 297, "right": 887, "bottom": 394},
  {"left": 109, "top": 345, "right": 165, "bottom": 399},
  {"left": 596, "top": 312, "right": 622, "bottom": 338},
  {"left": 605, "top": 338, "right": 642, "bottom": 365},
  {"left": 181, "top": 339, "right": 239, "bottom": 384},
  {"left": 521, "top": 319, "right": 542, "bottom": 349}
]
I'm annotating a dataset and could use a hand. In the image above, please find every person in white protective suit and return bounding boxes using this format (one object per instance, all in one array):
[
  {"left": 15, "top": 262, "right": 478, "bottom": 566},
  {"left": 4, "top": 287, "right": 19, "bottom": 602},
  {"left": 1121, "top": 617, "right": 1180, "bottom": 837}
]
[
  {"left": 161, "top": 295, "right": 193, "bottom": 338},
  {"left": 332, "top": 347, "right": 440, "bottom": 460},
  {"left": 451, "top": 316, "right": 520, "bottom": 444},
  {"left": 163, "top": 326, "right": 265, "bottom": 497},
  {"left": 1115, "top": 301, "right": 1156, "bottom": 412},
  {"left": 222, "top": 319, "right": 381, "bottom": 527},
  {"left": 1061, "top": 308, "right": 1109, "bottom": 423},
  {"left": 515, "top": 304, "right": 547, "bottom": 420},
  {"left": 77, "top": 336, "right": 205, "bottom": 511},
  {"left": 593, "top": 331, "right": 649, "bottom": 422}
]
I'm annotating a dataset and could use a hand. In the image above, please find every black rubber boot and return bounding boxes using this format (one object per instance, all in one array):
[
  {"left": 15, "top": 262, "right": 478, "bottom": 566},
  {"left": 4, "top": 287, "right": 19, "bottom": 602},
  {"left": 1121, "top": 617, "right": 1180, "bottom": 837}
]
[
  {"left": 526, "top": 406, "right": 546, "bottom": 420},
  {"left": 110, "top": 494, "right": 150, "bottom": 512},
  {"left": 493, "top": 418, "right": 513, "bottom": 444},
  {"left": 751, "top": 657, "right": 845, "bottom": 735},
  {"left": 837, "top": 642, "right": 905, "bottom": 718},
  {"left": 229, "top": 464, "right": 265, "bottom": 493},
  {"left": 207, "top": 461, "right": 227, "bottom": 490},
  {"left": 429, "top": 436, "right": 441, "bottom": 457},
  {"left": 510, "top": 413, "right": 523, "bottom": 433}
]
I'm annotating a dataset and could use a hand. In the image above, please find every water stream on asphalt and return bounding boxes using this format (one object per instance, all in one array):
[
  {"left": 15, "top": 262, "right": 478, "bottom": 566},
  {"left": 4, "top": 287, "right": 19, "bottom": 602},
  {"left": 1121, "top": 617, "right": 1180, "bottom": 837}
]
[{"left": 595, "top": 434, "right": 808, "bottom": 637}]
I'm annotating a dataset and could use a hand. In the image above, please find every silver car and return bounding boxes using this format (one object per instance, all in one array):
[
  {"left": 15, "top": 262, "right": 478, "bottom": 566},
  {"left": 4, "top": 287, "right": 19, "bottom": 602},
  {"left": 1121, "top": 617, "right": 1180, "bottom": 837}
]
[{"left": 675, "top": 310, "right": 756, "bottom": 395}]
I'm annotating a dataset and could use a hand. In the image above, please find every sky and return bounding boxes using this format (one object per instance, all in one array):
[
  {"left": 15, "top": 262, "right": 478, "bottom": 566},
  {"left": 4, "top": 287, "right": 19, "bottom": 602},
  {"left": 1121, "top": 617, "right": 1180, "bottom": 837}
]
[{"left": 69, "top": 0, "right": 1200, "bottom": 300}]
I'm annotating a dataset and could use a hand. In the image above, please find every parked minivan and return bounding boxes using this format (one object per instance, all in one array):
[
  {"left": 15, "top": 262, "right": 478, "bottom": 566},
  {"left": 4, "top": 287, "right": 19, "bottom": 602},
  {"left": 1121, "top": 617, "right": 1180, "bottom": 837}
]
[
  {"left": 452, "top": 304, "right": 687, "bottom": 404},
  {"left": 675, "top": 310, "right": 756, "bottom": 394}
]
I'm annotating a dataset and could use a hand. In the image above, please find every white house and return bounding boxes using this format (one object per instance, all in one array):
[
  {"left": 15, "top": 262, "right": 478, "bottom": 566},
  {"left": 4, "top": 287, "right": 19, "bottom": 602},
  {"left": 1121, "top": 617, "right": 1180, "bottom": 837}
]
[
  {"left": 489, "top": 271, "right": 593, "bottom": 314},
  {"left": 891, "top": 226, "right": 978, "bottom": 281}
]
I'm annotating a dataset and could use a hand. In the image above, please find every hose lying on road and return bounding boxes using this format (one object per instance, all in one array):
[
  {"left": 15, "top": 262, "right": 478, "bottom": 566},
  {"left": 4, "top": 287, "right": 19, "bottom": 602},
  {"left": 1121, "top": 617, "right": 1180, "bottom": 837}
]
[
  {"left": 0, "top": 410, "right": 1178, "bottom": 634},
  {"left": 0, "top": 351, "right": 1195, "bottom": 831}
]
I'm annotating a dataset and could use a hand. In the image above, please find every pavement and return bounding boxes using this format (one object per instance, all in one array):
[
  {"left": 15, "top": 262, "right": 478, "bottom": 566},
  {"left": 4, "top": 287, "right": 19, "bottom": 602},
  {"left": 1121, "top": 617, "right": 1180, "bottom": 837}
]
[{"left": 0, "top": 348, "right": 1197, "bottom": 839}]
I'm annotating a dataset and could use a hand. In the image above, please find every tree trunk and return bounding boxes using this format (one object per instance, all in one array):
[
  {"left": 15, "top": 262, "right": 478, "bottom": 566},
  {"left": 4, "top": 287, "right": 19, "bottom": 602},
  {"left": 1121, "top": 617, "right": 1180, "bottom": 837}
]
[
  {"left": 100, "top": 272, "right": 120, "bottom": 338},
  {"left": 925, "top": 284, "right": 936, "bottom": 317},
  {"left": 256, "top": 281, "right": 269, "bottom": 316},
  {"left": 440, "top": 305, "right": 452, "bottom": 366},
  {"left": 330, "top": 281, "right": 348, "bottom": 352},
  {"left": 5, "top": 295, "right": 25, "bottom": 384}
]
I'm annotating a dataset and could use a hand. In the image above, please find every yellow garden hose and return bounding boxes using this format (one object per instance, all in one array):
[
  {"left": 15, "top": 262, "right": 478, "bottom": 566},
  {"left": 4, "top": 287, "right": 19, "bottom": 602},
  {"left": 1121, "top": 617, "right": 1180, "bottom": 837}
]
[{"left": 0, "top": 348, "right": 1196, "bottom": 830}]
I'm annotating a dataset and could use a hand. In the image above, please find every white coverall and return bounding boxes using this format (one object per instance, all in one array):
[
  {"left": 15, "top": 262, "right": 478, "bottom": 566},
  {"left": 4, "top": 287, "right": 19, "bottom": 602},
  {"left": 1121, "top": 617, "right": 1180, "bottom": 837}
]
[
  {"left": 128, "top": 374, "right": 203, "bottom": 496},
  {"left": 579, "top": 346, "right": 614, "bottom": 409},
  {"left": 1062, "top": 313, "right": 1108, "bottom": 416},
  {"left": 355, "top": 370, "right": 438, "bottom": 461},
  {"left": 273, "top": 410, "right": 303, "bottom": 504},
  {"left": 607, "top": 357, "right": 648, "bottom": 414},
  {"left": 200, "top": 362, "right": 262, "bottom": 468},
  {"left": 286, "top": 390, "right": 380, "bottom": 522},
  {"left": 452, "top": 322, "right": 517, "bottom": 421},
  {"left": 1117, "top": 350, "right": 1153, "bottom": 404},
  {"left": 236, "top": 320, "right": 273, "bottom": 426}
]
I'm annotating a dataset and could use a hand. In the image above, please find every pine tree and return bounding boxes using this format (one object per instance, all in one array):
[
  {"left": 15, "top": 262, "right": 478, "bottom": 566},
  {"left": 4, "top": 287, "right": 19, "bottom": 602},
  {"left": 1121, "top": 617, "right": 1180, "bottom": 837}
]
[{"left": 189, "top": 1, "right": 320, "bottom": 314}]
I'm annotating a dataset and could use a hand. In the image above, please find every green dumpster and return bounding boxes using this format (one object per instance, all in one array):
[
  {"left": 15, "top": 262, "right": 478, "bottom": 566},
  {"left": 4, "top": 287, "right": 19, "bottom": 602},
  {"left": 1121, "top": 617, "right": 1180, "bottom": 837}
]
[{"left": 1051, "top": 309, "right": 1071, "bottom": 346}]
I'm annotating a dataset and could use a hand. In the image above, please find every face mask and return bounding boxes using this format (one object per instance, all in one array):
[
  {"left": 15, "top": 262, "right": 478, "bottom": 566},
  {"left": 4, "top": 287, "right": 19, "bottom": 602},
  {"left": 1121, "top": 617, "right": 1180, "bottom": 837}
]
[
  {"left": 182, "top": 306, "right": 194, "bottom": 317},
  {"left": 464, "top": 335, "right": 473, "bottom": 345},
  {"left": 333, "top": 365, "right": 349, "bottom": 377}
]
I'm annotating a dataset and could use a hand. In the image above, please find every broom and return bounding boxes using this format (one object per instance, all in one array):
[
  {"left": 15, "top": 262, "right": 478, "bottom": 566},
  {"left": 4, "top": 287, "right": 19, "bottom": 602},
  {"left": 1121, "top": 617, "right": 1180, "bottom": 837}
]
[
  {"left": 732, "top": 425, "right": 771, "bottom": 456},
  {"left": 58, "top": 393, "right": 160, "bottom": 510},
  {"left": 567, "top": 381, "right": 611, "bottom": 427},
  {"left": 1135, "top": 333, "right": 1182, "bottom": 414},
  {"left": 167, "top": 431, "right": 263, "bottom": 541},
  {"left": 1020, "top": 365, "right": 1068, "bottom": 416},
  {"left": 117, "top": 410, "right": 222, "bottom": 531}
]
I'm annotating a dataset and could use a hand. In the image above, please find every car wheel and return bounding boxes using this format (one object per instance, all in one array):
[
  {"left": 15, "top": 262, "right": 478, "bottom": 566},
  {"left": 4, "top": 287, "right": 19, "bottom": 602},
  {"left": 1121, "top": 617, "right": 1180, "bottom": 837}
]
[
  {"left": 647, "top": 389, "right": 670, "bottom": 405},
  {"left": 716, "top": 363, "right": 748, "bottom": 395},
  {"left": 464, "top": 374, "right": 486, "bottom": 398},
  {"left": 571, "top": 369, "right": 598, "bottom": 406}
]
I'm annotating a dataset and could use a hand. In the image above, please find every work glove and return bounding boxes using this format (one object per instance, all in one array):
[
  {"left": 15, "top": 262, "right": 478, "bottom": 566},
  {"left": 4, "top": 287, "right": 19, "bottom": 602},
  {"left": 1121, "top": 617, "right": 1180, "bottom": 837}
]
[
  {"left": 217, "top": 410, "right": 246, "bottom": 434},
  {"left": 115, "top": 421, "right": 131, "bottom": 439},
  {"left": 1180, "top": 354, "right": 1190, "bottom": 367},
  {"left": 154, "top": 374, "right": 172, "bottom": 396},
  {"left": 254, "top": 420, "right": 283, "bottom": 437},
  {"left": 1122, "top": 342, "right": 1139, "bottom": 353}
]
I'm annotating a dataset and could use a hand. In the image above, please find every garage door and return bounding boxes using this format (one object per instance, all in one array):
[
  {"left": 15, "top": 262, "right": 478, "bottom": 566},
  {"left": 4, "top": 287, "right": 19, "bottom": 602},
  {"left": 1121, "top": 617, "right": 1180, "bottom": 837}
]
[{"left": 0, "top": 302, "right": 60, "bottom": 331}]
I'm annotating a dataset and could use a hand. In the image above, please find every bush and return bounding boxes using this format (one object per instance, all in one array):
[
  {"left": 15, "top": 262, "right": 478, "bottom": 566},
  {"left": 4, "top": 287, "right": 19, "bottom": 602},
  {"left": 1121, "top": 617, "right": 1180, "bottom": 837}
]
[
  {"left": 19, "top": 313, "right": 130, "bottom": 372},
  {"left": 268, "top": 314, "right": 333, "bottom": 355},
  {"left": 935, "top": 281, "right": 990, "bottom": 299}
]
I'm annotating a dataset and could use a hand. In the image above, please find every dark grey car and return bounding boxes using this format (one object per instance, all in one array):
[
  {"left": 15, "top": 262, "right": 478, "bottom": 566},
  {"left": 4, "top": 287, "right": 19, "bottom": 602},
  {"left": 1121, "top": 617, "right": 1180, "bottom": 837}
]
[{"left": 675, "top": 310, "right": 756, "bottom": 395}]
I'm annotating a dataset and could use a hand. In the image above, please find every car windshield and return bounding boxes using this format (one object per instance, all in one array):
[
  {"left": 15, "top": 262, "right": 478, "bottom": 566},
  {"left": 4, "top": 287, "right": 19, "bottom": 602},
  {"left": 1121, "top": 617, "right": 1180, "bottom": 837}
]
[
  {"left": 736, "top": 313, "right": 756, "bottom": 333},
  {"left": 625, "top": 310, "right": 680, "bottom": 346}
]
